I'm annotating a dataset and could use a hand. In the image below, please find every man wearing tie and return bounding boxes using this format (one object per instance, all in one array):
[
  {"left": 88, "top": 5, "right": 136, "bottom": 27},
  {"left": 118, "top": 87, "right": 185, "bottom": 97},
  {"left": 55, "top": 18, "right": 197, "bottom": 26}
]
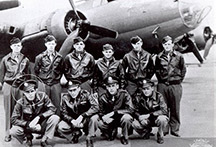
[{"left": 34, "top": 35, "right": 64, "bottom": 115}]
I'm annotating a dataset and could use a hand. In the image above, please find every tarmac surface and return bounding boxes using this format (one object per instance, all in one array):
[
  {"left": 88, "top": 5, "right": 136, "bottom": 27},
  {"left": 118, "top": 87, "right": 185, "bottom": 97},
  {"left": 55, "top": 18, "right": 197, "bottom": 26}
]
[{"left": 0, "top": 46, "right": 216, "bottom": 147}]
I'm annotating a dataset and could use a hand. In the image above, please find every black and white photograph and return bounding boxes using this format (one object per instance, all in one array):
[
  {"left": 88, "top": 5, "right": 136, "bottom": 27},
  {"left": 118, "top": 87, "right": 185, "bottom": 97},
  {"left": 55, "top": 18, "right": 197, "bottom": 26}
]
[{"left": 0, "top": 0, "right": 215, "bottom": 146}]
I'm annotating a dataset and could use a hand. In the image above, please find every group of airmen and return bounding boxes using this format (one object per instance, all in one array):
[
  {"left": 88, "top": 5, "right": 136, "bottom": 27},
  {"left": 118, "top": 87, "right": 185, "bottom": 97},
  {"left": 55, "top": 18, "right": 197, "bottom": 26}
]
[{"left": 0, "top": 30, "right": 186, "bottom": 147}]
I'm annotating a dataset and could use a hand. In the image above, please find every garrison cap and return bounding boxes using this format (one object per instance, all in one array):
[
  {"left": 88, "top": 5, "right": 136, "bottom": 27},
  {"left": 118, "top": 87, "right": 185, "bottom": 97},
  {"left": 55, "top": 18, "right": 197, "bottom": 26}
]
[
  {"left": 130, "top": 36, "right": 142, "bottom": 44},
  {"left": 105, "top": 76, "right": 119, "bottom": 85},
  {"left": 73, "top": 37, "right": 84, "bottom": 44},
  {"left": 10, "top": 37, "right": 21, "bottom": 45},
  {"left": 44, "top": 35, "right": 57, "bottom": 43},
  {"left": 162, "top": 35, "right": 172, "bottom": 44},
  {"left": 103, "top": 44, "right": 114, "bottom": 51},
  {"left": 19, "top": 80, "right": 38, "bottom": 92},
  {"left": 142, "top": 79, "right": 154, "bottom": 88},
  {"left": 66, "top": 80, "right": 81, "bottom": 89}
]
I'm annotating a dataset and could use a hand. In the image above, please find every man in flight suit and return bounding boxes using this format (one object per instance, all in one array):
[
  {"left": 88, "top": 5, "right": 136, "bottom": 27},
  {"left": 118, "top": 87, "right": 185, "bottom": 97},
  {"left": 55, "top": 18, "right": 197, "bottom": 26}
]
[
  {"left": 64, "top": 37, "right": 95, "bottom": 92},
  {"left": 132, "top": 79, "right": 168, "bottom": 144},
  {"left": 34, "top": 35, "right": 64, "bottom": 115},
  {"left": 0, "top": 37, "right": 31, "bottom": 142},
  {"left": 97, "top": 76, "right": 133, "bottom": 145},
  {"left": 10, "top": 80, "right": 60, "bottom": 147},
  {"left": 57, "top": 80, "right": 98, "bottom": 147},
  {"left": 93, "top": 44, "right": 125, "bottom": 96},
  {"left": 122, "top": 36, "right": 155, "bottom": 96},
  {"left": 155, "top": 36, "right": 186, "bottom": 137}
]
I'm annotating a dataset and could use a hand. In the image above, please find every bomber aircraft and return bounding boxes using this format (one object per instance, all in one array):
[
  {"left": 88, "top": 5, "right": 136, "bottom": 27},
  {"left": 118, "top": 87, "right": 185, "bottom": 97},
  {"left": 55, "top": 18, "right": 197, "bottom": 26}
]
[{"left": 0, "top": 0, "right": 214, "bottom": 63}]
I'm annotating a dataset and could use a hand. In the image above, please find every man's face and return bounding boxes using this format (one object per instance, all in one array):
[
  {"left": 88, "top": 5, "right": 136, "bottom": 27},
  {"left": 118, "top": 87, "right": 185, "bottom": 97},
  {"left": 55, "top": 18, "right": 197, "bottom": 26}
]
[
  {"left": 106, "top": 83, "right": 119, "bottom": 95},
  {"left": 132, "top": 40, "right": 143, "bottom": 52},
  {"left": 162, "top": 40, "right": 174, "bottom": 52},
  {"left": 142, "top": 86, "right": 154, "bottom": 97},
  {"left": 10, "top": 42, "right": 22, "bottom": 53},
  {"left": 102, "top": 49, "right": 114, "bottom": 59},
  {"left": 23, "top": 88, "right": 37, "bottom": 101},
  {"left": 68, "top": 86, "right": 81, "bottom": 99},
  {"left": 45, "top": 40, "right": 56, "bottom": 53},
  {"left": 73, "top": 41, "right": 85, "bottom": 52}
]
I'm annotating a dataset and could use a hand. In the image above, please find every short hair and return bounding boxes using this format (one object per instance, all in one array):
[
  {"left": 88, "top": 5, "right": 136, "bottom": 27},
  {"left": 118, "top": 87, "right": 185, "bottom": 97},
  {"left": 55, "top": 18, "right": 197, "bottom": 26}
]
[
  {"left": 44, "top": 35, "right": 57, "bottom": 43},
  {"left": 162, "top": 36, "right": 172, "bottom": 44},
  {"left": 130, "top": 36, "right": 142, "bottom": 44},
  {"left": 10, "top": 37, "right": 21, "bottom": 45},
  {"left": 73, "top": 37, "right": 84, "bottom": 44},
  {"left": 103, "top": 44, "right": 114, "bottom": 51}
]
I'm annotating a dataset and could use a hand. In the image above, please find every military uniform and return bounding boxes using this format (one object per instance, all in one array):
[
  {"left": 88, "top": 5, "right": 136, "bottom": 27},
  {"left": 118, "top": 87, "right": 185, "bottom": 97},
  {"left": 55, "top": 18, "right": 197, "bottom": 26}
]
[
  {"left": 34, "top": 50, "right": 64, "bottom": 115},
  {"left": 97, "top": 88, "right": 133, "bottom": 142},
  {"left": 122, "top": 48, "right": 154, "bottom": 96},
  {"left": 155, "top": 46, "right": 186, "bottom": 135},
  {"left": 93, "top": 57, "right": 125, "bottom": 95},
  {"left": 10, "top": 91, "right": 60, "bottom": 144},
  {"left": 132, "top": 88, "right": 168, "bottom": 142},
  {"left": 64, "top": 50, "right": 95, "bottom": 92},
  {"left": 0, "top": 52, "right": 31, "bottom": 139},
  {"left": 57, "top": 90, "right": 99, "bottom": 142}
]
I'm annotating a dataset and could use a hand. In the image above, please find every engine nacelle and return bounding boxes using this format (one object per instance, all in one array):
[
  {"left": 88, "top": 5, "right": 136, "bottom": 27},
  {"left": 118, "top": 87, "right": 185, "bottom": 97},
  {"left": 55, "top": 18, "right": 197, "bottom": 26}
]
[
  {"left": 22, "top": 9, "right": 88, "bottom": 43},
  {"left": 0, "top": 0, "right": 20, "bottom": 10}
]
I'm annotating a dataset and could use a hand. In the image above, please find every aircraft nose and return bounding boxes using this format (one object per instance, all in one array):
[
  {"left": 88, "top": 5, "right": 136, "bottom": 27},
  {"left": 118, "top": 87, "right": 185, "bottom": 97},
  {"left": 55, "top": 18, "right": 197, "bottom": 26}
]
[{"left": 178, "top": 0, "right": 211, "bottom": 28}]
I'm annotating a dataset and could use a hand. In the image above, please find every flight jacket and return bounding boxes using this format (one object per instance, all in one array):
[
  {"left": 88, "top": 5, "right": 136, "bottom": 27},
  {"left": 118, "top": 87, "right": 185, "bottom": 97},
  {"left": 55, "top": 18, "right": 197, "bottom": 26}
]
[
  {"left": 60, "top": 90, "right": 99, "bottom": 124},
  {"left": 11, "top": 91, "right": 56, "bottom": 127},
  {"left": 64, "top": 50, "right": 95, "bottom": 83},
  {"left": 122, "top": 49, "right": 155, "bottom": 82},
  {"left": 34, "top": 51, "right": 64, "bottom": 86}
]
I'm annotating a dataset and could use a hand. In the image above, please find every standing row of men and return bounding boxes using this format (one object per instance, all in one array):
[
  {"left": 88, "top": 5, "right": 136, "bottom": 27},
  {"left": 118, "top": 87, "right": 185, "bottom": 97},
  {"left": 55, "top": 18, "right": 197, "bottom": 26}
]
[{"left": 0, "top": 33, "right": 186, "bottom": 147}]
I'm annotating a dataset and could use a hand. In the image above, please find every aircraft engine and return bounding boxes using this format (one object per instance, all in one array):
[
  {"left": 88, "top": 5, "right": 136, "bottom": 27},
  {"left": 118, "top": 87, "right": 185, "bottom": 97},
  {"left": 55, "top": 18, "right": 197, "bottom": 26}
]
[
  {"left": 44, "top": 9, "right": 89, "bottom": 42},
  {"left": 0, "top": 0, "right": 20, "bottom": 10},
  {"left": 22, "top": 9, "right": 89, "bottom": 43}
]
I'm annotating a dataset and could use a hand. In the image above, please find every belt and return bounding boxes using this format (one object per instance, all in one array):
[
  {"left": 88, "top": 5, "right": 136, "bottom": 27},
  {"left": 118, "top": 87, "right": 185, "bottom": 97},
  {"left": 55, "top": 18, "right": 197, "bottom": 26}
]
[{"left": 160, "top": 80, "right": 181, "bottom": 85}]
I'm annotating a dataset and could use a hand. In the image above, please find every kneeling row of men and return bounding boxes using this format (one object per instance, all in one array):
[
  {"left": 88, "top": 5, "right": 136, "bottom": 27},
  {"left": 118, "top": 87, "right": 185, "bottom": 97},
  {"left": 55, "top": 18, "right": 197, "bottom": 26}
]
[{"left": 10, "top": 76, "right": 168, "bottom": 147}]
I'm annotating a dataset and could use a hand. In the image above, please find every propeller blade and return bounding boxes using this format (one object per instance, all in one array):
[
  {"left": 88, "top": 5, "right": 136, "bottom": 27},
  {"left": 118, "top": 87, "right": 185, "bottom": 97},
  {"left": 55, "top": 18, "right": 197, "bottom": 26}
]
[
  {"left": 88, "top": 25, "right": 118, "bottom": 38},
  {"left": 59, "top": 28, "right": 80, "bottom": 57},
  {"left": 188, "top": 38, "right": 204, "bottom": 64},
  {"left": 203, "top": 37, "right": 214, "bottom": 60},
  {"left": 68, "top": 0, "right": 80, "bottom": 19}
]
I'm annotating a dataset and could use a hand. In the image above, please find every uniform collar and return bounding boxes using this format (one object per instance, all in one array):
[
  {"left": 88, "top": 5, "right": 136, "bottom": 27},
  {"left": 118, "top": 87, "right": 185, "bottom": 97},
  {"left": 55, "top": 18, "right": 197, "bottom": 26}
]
[
  {"left": 10, "top": 52, "right": 22, "bottom": 59},
  {"left": 45, "top": 50, "right": 56, "bottom": 57},
  {"left": 102, "top": 57, "right": 115, "bottom": 63},
  {"left": 72, "top": 50, "right": 86, "bottom": 57}
]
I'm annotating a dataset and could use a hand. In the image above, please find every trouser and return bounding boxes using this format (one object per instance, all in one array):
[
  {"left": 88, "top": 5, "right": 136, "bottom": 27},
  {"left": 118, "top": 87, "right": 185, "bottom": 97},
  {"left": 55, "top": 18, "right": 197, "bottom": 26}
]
[
  {"left": 2, "top": 82, "right": 20, "bottom": 136},
  {"left": 132, "top": 115, "right": 168, "bottom": 137},
  {"left": 57, "top": 114, "right": 98, "bottom": 141},
  {"left": 10, "top": 115, "right": 60, "bottom": 144},
  {"left": 40, "top": 83, "right": 62, "bottom": 116},
  {"left": 157, "top": 83, "right": 182, "bottom": 134},
  {"left": 98, "top": 114, "right": 133, "bottom": 140}
]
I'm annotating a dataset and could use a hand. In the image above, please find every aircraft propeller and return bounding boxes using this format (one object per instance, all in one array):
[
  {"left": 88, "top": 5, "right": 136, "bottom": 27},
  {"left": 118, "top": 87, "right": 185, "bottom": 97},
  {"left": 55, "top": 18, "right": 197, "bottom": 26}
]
[
  {"left": 58, "top": 0, "right": 118, "bottom": 57},
  {"left": 68, "top": 0, "right": 118, "bottom": 39}
]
